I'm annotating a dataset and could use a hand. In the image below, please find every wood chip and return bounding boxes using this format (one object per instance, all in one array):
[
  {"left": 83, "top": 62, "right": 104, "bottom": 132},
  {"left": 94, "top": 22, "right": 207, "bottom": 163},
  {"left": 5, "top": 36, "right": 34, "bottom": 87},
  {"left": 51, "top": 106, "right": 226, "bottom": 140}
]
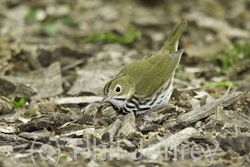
[
  {"left": 141, "top": 127, "right": 198, "bottom": 156},
  {"left": 120, "top": 139, "right": 136, "bottom": 152},
  {"left": 176, "top": 92, "right": 243, "bottom": 125},
  {"left": 116, "top": 112, "right": 137, "bottom": 137},
  {"left": 19, "top": 131, "right": 51, "bottom": 142},
  {"left": 56, "top": 96, "right": 103, "bottom": 104},
  {"left": 0, "top": 126, "right": 14, "bottom": 133},
  {"left": 102, "top": 119, "right": 122, "bottom": 141},
  {"left": 216, "top": 106, "right": 250, "bottom": 129}
]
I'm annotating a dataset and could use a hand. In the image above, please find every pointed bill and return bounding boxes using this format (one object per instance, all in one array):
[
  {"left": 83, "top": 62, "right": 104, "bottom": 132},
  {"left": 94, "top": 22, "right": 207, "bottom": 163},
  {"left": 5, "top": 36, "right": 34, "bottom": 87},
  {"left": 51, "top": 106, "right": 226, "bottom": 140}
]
[{"left": 102, "top": 95, "right": 111, "bottom": 102}]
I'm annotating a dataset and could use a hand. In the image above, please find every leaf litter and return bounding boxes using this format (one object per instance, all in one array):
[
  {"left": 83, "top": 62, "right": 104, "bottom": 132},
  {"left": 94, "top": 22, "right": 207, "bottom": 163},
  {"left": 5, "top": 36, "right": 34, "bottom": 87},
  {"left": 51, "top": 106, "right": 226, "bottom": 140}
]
[{"left": 0, "top": 0, "right": 250, "bottom": 167}]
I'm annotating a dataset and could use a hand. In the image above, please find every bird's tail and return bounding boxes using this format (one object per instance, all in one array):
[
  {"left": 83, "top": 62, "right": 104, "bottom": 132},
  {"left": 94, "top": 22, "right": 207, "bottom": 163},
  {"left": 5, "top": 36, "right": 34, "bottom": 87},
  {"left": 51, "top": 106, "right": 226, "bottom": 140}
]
[{"left": 160, "top": 20, "right": 187, "bottom": 53}]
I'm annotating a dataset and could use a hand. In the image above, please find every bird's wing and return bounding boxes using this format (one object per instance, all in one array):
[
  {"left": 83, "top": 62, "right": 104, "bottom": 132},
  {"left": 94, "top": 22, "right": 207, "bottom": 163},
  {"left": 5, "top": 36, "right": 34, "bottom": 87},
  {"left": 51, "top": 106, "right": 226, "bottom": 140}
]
[{"left": 134, "top": 49, "right": 184, "bottom": 97}]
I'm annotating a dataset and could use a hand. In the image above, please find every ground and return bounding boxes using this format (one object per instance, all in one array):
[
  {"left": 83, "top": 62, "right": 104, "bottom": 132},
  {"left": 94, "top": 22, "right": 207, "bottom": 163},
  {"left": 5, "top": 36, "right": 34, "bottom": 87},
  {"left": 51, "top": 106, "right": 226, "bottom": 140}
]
[{"left": 0, "top": 0, "right": 250, "bottom": 167}]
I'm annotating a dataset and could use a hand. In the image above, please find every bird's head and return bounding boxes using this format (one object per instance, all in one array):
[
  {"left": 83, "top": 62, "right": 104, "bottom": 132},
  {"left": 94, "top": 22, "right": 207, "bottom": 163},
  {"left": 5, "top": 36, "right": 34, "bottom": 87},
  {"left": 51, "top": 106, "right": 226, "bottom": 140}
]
[{"left": 102, "top": 74, "right": 134, "bottom": 109}]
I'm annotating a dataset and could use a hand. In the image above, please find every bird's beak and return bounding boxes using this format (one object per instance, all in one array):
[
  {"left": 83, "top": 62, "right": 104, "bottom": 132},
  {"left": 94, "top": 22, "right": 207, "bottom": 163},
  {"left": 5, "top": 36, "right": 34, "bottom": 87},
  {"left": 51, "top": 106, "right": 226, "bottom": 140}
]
[{"left": 101, "top": 95, "right": 111, "bottom": 103}]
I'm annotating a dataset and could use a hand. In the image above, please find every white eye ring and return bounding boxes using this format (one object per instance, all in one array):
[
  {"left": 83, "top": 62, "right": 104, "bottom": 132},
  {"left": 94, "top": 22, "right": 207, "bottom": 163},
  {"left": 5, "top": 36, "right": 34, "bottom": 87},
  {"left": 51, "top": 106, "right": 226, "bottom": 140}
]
[{"left": 115, "top": 85, "right": 121, "bottom": 93}]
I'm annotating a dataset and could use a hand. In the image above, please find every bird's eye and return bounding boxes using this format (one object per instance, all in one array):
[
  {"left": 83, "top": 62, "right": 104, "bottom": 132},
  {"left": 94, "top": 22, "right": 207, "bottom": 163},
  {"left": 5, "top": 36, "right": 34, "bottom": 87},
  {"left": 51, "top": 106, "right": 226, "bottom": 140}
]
[{"left": 115, "top": 85, "right": 121, "bottom": 93}]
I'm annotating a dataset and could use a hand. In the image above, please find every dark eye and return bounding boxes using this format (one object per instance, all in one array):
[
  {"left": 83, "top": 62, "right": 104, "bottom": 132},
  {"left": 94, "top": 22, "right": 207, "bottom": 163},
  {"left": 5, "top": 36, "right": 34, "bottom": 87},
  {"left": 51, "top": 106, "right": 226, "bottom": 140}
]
[{"left": 115, "top": 85, "right": 121, "bottom": 93}]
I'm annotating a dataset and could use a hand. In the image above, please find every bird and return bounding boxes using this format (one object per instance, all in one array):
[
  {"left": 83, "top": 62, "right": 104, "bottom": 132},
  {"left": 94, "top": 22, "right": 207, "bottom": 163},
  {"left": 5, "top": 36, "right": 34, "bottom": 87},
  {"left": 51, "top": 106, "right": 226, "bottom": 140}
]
[{"left": 102, "top": 20, "right": 187, "bottom": 115}]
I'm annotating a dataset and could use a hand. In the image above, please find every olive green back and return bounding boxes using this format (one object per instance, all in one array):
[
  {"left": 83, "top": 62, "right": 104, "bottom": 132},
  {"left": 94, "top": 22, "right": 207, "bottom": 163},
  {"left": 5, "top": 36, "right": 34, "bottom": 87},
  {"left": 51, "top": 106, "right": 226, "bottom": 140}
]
[{"left": 116, "top": 20, "right": 187, "bottom": 97}]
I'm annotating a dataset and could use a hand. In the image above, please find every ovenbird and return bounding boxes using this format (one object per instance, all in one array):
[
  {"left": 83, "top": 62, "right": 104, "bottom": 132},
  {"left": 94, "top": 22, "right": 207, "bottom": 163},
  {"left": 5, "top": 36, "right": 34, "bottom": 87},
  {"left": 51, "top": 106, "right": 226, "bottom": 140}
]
[{"left": 103, "top": 20, "right": 187, "bottom": 115}]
